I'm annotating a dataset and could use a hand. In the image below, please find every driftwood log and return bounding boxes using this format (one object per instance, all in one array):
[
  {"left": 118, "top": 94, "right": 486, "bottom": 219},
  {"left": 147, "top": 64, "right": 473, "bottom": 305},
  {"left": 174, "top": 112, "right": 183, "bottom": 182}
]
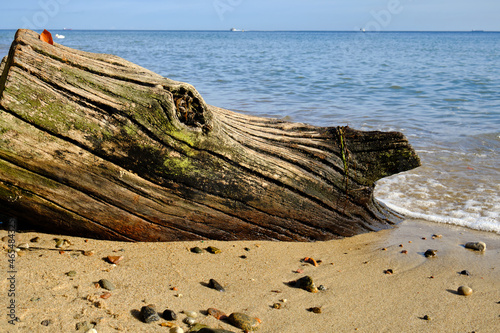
[{"left": 0, "top": 29, "right": 420, "bottom": 241}]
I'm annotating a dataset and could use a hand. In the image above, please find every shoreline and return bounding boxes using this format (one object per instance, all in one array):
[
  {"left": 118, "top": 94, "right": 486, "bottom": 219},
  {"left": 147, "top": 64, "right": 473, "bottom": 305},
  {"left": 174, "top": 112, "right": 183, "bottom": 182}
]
[{"left": 1, "top": 219, "right": 499, "bottom": 332}]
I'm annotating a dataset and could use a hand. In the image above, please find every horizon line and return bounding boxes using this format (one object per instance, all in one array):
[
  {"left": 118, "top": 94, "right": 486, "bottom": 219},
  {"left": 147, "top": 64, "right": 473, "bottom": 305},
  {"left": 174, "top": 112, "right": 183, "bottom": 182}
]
[{"left": 0, "top": 28, "right": 499, "bottom": 33}]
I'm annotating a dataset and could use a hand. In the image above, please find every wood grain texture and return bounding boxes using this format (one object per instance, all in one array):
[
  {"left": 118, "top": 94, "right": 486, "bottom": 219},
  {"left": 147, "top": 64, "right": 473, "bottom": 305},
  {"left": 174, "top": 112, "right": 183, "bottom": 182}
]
[{"left": 0, "top": 29, "right": 420, "bottom": 241}]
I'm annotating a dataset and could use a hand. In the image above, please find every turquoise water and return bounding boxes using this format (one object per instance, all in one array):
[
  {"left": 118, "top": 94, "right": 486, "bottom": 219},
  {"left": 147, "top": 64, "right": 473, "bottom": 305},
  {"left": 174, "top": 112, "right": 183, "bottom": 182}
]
[{"left": 1, "top": 30, "right": 499, "bottom": 232}]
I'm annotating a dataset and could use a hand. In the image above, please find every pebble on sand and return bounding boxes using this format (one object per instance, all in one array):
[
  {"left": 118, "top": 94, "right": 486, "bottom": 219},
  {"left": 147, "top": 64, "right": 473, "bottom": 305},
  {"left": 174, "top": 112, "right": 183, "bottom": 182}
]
[
  {"left": 228, "top": 312, "right": 260, "bottom": 331},
  {"left": 465, "top": 241, "right": 486, "bottom": 252},
  {"left": 41, "top": 319, "right": 52, "bottom": 326},
  {"left": 163, "top": 309, "right": 177, "bottom": 321},
  {"left": 183, "top": 310, "right": 198, "bottom": 318},
  {"left": 457, "top": 286, "right": 473, "bottom": 296},
  {"left": 207, "top": 246, "right": 221, "bottom": 254},
  {"left": 191, "top": 247, "right": 203, "bottom": 254},
  {"left": 106, "top": 255, "right": 124, "bottom": 264},
  {"left": 208, "top": 278, "right": 226, "bottom": 292},
  {"left": 424, "top": 249, "right": 437, "bottom": 258},
  {"left": 308, "top": 307, "right": 322, "bottom": 313},
  {"left": 293, "top": 276, "right": 319, "bottom": 293},
  {"left": 66, "top": 270, "right": 77, "bottom": 277},
  {"left": 140, "top": 304, "right": 160, "bottom": 323},
  {"left": 207, "top": 307, "right": 227, "bottom": 320},
  {"left": 98, "top": 279, "right": 115, "bottom": 291},
  {"left": 170, "top": 327, "right": 184, "bottom": 333}
]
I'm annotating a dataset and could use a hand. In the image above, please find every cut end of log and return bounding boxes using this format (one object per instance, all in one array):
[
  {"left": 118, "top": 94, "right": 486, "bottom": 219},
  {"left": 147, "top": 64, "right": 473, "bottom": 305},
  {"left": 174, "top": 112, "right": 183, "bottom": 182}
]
[{"left": 0, "top": 29, "right": 420, "bottom": 242}]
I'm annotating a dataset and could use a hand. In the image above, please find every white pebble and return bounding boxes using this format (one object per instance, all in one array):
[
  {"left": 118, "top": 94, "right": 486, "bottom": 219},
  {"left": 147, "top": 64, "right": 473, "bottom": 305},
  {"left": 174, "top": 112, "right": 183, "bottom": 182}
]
[
  {"left": 170, "top": 327, "right": 184, "bottom": 333},
  {"left": 458, "top": 285, "right": 473, "bottom": 296},
  {"left": 183, "top": 310, "right": 198, "bottom": 318},
  {"left": 183, "top": 317, "right": 196, "bottom": 325},
  {"left": 17, "top": 243, "right": 29, "bottom": 249},
  {"left": 85, "top": 329, "right": 97, "bottom": 333}
]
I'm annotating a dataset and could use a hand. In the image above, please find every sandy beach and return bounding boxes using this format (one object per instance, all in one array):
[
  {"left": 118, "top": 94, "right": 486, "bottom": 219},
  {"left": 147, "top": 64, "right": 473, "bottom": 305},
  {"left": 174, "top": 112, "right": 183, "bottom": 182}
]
[{"left": 1, "top": 219, "right": 499, "bottom": 333}]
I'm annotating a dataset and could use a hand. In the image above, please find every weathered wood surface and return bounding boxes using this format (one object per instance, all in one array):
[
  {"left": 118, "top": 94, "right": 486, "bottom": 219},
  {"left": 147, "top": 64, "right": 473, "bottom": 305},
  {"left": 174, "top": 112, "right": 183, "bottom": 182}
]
[{"left": 0, "top": 29, "right": 420, "bottom": 241}]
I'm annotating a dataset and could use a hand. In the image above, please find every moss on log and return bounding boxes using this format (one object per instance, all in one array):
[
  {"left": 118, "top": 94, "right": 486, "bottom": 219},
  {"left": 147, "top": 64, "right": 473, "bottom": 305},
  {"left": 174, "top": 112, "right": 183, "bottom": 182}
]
[{"left": 0, "top": 29, "right": 420, "bottom": 241}]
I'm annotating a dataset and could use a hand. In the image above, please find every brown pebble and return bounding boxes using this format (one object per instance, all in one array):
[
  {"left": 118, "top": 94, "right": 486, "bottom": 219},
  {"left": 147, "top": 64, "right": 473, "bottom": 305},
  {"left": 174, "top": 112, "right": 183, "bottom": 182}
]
[
  {"left": 83, "top": 250, "right": 94, "bottom": 256},
  {"left": 401, "top": 250, "right": 408, "bottom": 254},
  {"left": 100, "top": 292, "right": 112, "bottom": 299},
  {"left": 208, "top": 307, "right": 227, "bottom": 320},
  {"left": 384, "top": 269, "right": 394, "bottom": 275},
  {"left": 106, "top": 255, "right": 124, "bottom": 264},
  {"left": 272, "top": 303, "right": 281, "bottom": 309}
]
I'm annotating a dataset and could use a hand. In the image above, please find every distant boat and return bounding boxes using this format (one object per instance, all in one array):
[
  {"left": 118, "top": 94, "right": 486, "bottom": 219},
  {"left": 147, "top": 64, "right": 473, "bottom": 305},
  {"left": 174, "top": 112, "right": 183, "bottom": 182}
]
[
  {"left": 55, "top": 34, "right": 65, "bottom": 39},
  {"left": 230, "top": 28, "right": 244, "bottom": 32},
  {"left": 360, "top": 28, "right": 366, "bottom": 32}
]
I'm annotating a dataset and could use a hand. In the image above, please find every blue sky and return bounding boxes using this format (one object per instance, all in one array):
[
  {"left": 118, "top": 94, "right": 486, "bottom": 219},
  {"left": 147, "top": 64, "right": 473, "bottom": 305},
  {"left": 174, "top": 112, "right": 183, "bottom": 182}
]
[{"left": 1, "top": 0, "right": 499, "bottom": 31}]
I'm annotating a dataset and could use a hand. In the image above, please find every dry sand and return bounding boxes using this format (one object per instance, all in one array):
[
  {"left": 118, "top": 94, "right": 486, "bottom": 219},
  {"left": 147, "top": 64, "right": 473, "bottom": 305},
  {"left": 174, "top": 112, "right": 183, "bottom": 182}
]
[{"left": 1, "top": 219, "right": 499, "bottom": 333}]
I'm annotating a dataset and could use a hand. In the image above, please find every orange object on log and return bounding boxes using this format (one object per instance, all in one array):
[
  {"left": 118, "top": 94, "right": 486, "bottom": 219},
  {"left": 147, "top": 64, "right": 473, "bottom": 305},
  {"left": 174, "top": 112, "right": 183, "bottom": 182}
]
[{"left": 40, "top": 29, "right": 54, "bottom": 45}]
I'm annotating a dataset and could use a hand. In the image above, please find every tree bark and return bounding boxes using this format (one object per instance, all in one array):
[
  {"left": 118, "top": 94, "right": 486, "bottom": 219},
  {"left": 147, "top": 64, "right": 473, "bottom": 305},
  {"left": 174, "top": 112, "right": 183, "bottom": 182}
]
[{"left": 0, "top": 29, "right": 420, "bottom": 241}]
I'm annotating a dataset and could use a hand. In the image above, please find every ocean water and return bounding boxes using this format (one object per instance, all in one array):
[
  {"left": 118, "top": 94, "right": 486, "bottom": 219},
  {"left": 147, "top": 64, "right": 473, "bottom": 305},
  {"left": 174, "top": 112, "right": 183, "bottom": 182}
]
[{"left": 1, "top": 30, "right": 499, "bottom": 233}]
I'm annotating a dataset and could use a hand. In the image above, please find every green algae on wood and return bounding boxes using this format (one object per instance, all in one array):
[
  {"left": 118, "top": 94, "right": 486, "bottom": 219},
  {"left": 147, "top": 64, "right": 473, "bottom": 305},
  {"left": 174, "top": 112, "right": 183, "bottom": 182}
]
[{"left": 0, "top": 29, "right": 420, "bottom": 241}]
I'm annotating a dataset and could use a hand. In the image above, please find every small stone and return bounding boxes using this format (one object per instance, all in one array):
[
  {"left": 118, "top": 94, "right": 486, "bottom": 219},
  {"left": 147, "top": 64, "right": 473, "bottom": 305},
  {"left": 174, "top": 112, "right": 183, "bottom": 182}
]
[
  {"left": 17, "top": 243, "right": 29, "bottom": 250},
  {"left": 66, "top": 270, "right": 77, "bottom": 277},
  {"left": 55, "top": 239, "right": 64, "bottom": 248},
  {"left": 207, "top": 307, "right": 227, "bottom": 320},
  {"left": 309, "top": 307, "right": 322, "bottom": 314},
  {"left": 228, "top": 312, "right": 260, "bottom": 331},
  {"left": 303, "top": 257, "right": 319, "bottom": 266},
  {"left": 85, "top": 329, "right": 97, "bottom": 333},
  {"left": 191, "top": 247, "right": 203, "bottom": 254},
  {"left": 294, "top": 275, "right": 318, "bottom": 293},
  {"left": 184, "top": 316, "right": 196, "bottom": 325},
  {"left": 163, "top": 309, "right": 177, "bottom": 321},
  {"left": 170, "top": 327, "right": 184, "bottom": 333},
  {"left": 183, "top": 310, "right": 198, "bottom": 318},
  {"left": 457, "top": 286, "right": 473, "bottom": 296},
  {"left": 98, "top": 279, "right": 115, "bottom": 291},
  {"left": 424, "top": 249, "right": 437, "bottom": 258},
  {"left": 432, "top": 234, "right": 442, "bottom": 239},
  {"left": 207, "top": 246, "right": 221, "bottom": 254},
  {"left": 100, "top": 292, "right": 112, "bottom": 299},
  {"left": 272, "top": 303, "right": 281, "bottom": 309},
  {"left": 465, "top": 242, "right": 486, "bottom": 252},
  {"left": 384, "top": 269, "right": 394, "bottom": 275},
  {"left": 106, "top": 255, "right": 124, "bottom": 264},
  {"left": 423, "top": 315, "right": 431, "bottom": 321},
  {"left": 83, "top": 250, "right": 94, "bottom": 256},
  {"left": 41, "top": 319, "right": 53, "bottom": 326},
  {"left": 318, "top": 285, "right": 326, "bottom": 291},
  {"left": 459, "top": 270, "right": 471, "bottom": 276},
  {"left": 401, "top": 250, "right": 408, "bottom": 254},
  {"left": 208, "top": 278, "right": 225, "bottom": 292},
  {"left": 140, "top": 304, "right": 160, "bottom": 323}
]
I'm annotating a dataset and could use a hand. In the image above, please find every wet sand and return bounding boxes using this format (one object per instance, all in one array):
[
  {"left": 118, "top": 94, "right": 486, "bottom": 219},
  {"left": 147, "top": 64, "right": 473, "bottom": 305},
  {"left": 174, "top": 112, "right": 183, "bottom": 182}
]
[{"left": 1, "top": 219, "right": 499, "bottom": 332}]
